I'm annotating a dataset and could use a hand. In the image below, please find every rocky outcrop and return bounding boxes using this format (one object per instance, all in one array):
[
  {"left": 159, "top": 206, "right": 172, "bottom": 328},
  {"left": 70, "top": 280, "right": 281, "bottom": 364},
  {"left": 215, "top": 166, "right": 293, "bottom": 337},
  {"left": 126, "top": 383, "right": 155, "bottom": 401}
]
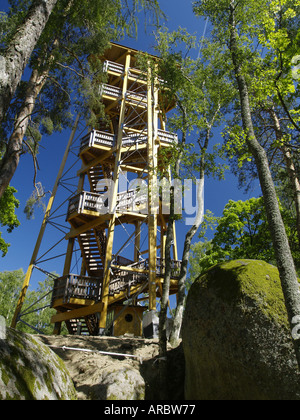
[
  {"left": 182, "top": 259, "right": 300, "bottom": 400},
  {"left": 0, "top": 328, "right": 77, "bottom": 400},
  {"left": 38, "top": 334, "right": 185, "bottom": 400},
  {"left": 96, "top": 365, "right": 145, "bottom": 400}
]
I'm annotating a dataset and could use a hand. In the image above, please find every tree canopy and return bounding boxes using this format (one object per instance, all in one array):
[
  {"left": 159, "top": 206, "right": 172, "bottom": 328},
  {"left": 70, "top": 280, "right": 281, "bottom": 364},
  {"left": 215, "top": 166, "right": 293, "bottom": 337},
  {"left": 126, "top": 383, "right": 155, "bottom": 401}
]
[
  {"left": 189, "top": 196, "right": 300, "bottom": 285},
  {"left": 0, "top": 0, "right": 164, "bottom": 201},
  {"left": 0, "top": 184, "right": 19, "bottom": 256}
]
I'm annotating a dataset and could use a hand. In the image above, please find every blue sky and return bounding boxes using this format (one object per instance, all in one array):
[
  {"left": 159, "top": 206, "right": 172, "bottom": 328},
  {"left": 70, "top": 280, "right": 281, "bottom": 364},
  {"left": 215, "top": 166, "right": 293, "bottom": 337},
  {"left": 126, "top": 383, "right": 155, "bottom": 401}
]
[{"left": 0, "top": 0, "right": 261, "bottom": 290}]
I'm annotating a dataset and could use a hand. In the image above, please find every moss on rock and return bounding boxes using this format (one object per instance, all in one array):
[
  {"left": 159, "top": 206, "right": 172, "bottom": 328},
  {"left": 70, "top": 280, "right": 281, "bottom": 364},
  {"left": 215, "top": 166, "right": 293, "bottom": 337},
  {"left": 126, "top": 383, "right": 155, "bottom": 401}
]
[
  {"left": 196, "top": 259, "right": 289, "bottom": 327},
  {"left": 0, "top": 328, "right": 77, "bottom": 400},
  {"left": 182, "top": 259, "right": 300, "bottom": 400}
]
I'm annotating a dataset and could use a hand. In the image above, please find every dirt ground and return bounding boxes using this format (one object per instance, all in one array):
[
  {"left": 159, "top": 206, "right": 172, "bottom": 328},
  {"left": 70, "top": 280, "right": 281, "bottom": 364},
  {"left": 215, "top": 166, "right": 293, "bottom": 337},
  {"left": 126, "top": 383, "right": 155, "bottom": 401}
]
[{"left": 37, "top": 334, "right": 184, "bottom": 400}]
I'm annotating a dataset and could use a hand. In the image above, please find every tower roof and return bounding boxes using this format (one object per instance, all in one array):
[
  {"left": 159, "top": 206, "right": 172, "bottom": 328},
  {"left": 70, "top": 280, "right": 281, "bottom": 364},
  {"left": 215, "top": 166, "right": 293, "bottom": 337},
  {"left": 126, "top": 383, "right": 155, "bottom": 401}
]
[{"left": 102, "top": 42, "right": 159, "bottom": 65}]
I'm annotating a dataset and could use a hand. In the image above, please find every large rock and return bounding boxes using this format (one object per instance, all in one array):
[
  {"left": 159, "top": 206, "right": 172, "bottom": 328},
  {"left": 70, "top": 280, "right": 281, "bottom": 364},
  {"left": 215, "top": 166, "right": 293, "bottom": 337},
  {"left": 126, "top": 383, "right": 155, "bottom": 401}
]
[
  {"left": 0, "top": 328, "right": 77, "bottom": 400},
  {"left": 96, "top": 365, "right": 145, "bottom": 400},
  {"left": 182, "top": 259, "right": 300, "bottom": 400}
]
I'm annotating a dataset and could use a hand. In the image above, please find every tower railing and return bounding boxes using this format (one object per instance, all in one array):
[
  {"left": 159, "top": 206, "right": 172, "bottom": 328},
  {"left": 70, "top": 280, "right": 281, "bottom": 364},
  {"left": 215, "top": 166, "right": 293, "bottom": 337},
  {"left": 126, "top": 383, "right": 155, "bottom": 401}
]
[
  {"left": 80, "top": 128, "right": 178, "bottom": 153},
  {"left": 67, "top": 188, "right": 148, "bottom": 219},
  {"left": 51, "top": 274, "right": 102, "bottom": 306}
]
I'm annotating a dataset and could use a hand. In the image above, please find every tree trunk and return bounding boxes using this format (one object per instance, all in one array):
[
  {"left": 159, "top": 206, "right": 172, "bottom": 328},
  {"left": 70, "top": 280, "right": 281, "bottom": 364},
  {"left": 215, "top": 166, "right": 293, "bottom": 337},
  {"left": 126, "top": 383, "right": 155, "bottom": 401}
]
[
  {"left": 169, "top": 112, "right": 216, "bottom": 347},
  {"left": 0, "top": 0, "right": 58, "bottom": 123},
  {"left": 281, "top": 144, "right": 300, "bottom": 249},
  {"left": 270, "top": 108, "right": 300, "bottom": 249},
  {"left": 229, "top": 0, "right": 300, "bottom": 369},
  {"left": 158, "top": 186, "right": 174, "bottom": 400},
  {"left": 169, "top": 176, "right": 204, "bottom": 346},
  {"left": 0, "top": 66, "right": 49, "bottom": 198}
]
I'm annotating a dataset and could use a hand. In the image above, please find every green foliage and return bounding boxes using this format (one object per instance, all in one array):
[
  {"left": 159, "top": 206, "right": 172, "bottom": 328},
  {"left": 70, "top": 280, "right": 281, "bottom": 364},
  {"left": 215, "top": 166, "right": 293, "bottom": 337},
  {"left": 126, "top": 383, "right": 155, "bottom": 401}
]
[
  {"left": 0, "top": 269, "right": 67, "bottom": 335},
  {"left": 148, "top": 27, "right": 233, "bottom": 184},
  {"left": 1, "top": 0, "right": 165, "bottom": 171},
  {"left": 0, "top": 0, "right": 165, "bottom": 221},
  {"left": 187, "top": 240, "right": 218, "bottom": 289},
  {"left": 16, "top": 275, "right": 62, "bottom": 335},
  {"left": 211, "top": 197, "right": 275, "bottom": 261},
  {"left": 0, "top": 269, "right": 24, "bottom": 321},
  {"left": 193, "top": 0, "right": 300, "bottom": 191},
  {"left": 0, "top": 186, "right": 20, "bottom": 257},
  {"left": 189, "top": 196, "right": 300, "bottom": 283}
]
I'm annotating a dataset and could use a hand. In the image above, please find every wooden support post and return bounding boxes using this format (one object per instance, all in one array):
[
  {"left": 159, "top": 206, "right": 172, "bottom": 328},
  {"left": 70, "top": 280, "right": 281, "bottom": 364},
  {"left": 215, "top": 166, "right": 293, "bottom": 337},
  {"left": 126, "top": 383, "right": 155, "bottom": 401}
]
[
  {"left": 80, "top": 261, "right": 86, "bottom": 276},
  {"left": 99, "top": 52, "right": 131, "bottom": 332},
  {"left": 161, "top": 231, "right": 167, "bottom": 260},
  {"left": 63, "top": 238, "right": 75, "bottom": 276},
  {"left": 11, "top": 115, "right": 80, "bottom": 329},
  {"left": 166, "top": 165, "right": 178, "bottom": 262},
  {"left": 51, "top": 302, "right": 104, "bottom": 324},
  {"left": 134, "top": 221, "right": 141, "bottom": 262},
  {"left": 147, "top": 64, "right": 158, "bottom": 312},
  {"left": 172, "top": 221, "right": 178, "bottom": 261},
  {"left": 52, "top": 237, "right": 75, "bottom": 335}
]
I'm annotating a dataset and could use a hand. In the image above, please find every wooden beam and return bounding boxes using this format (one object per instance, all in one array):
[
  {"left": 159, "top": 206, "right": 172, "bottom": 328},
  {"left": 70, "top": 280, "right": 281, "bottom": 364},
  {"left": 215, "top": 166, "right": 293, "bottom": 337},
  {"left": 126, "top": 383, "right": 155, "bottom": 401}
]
[
  {"left": 107, "top": 283, "right": 147, "bottom": 306},
  {"left": 66, "top": 214, "right": 111, "bottom": 238},
  {"left": 147, "top": 64, "right": 158, "bottom": 312},
  {"left": 172, "top": 220, "right": 178, "bottom": 261},
  {"left": 110, "top": 264, "right": 149, "bottom": 274},
  {"left": 99, "top": 51, "right": 132, "bottom": 331},
  {"left": 52, "top": 297, "right": 98, "bottom": 309},
  {"left": 120, "top": 162, "right": 148, "bottom": 173},
  {"left": 51, "top": 302, "right": 104, "bottom": 324},
  {"left": 63, "top": 238, "right": 74, "bottom": 276},
  {"left": 77, "top": 148, "right": 116, "bottom": 175},
  {"left": 134, "top": 221, "right": 141, "bottom": 262}
]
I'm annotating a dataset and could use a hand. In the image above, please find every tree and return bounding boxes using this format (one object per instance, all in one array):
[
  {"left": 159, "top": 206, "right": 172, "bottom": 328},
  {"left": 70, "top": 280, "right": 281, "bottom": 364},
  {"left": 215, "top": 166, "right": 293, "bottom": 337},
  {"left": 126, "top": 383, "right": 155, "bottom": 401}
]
[
  {"left": 188, "top": 240, "right": 216, "bottom": 286},
  {"left": 0, "top": 269, "right": 24, "bottom": 322},
  {"left": 0, "top": 268, "right": 65, "bottom": 334},
  {"left": 211, "top": 198, "right": 275, "bottom": 262},
  {"left": 145, "top": 28, "right": 233, "bottom": 351},
  {"left": 194, "top": 0, "right": 300, "bottom": 368},
  {"left": 0, "top": 0, "right": 164, "bottom": 200},
  {"left": 0, "top": 184, "right": 20, "bottom": 256},
  {"left": 0, "top": 0, "right": 59, "bottom": 123},
  {"left": 16, "top": 274, "right": 63, "bottom": 335},
  {"left": 189, "top": 197, "right": 300, "bottom": 285},
  {"left": 0, "top": 0, "right": 111, "bottom": 199},
  {"left": 215, "top": 0, "right": 300, "bottom": 248}
]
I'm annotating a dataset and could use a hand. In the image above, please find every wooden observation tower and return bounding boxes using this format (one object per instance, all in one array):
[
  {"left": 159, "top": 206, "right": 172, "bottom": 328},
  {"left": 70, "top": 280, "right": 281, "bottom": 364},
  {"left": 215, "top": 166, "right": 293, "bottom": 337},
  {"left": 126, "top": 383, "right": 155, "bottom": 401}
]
[{"left": 14, "top": 43, "right": 182, "bottom": 337}]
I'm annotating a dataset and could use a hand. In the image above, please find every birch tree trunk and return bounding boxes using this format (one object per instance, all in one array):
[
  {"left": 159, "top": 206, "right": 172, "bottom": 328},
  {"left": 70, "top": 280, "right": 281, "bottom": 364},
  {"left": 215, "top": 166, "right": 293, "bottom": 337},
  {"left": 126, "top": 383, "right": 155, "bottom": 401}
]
[
  {"left": 229, "top": 0, "right": 300, "bottom": 369},
  {"left": 169, "top": 176, "right": 204, "bottom": 346},
  {"left": 0, "top": 66, "right": 49, "bottom": 198},
  {"left": 0, "top": 0, "right": 58, "bottom": 123},
  {"left": 281, "top": 144, "right": 300, "bottom": 249},
  {"left": 169, "top": 113, "right": 217, "bottom": 347},
  {"left": 158, "top": 186, "right": 174, "bottom": 399},
  {"left": 269, "top": 108, "right": 300, "bottom": 249}
]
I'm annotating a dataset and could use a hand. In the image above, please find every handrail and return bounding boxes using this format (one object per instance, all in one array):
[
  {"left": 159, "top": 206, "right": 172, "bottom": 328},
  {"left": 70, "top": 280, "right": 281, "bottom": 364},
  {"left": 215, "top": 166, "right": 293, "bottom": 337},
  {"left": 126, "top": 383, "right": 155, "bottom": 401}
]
[
  {"left": 51, "top": 256, "right": 182, "bottom": 306},
  {"left": 67, "top": 188, "right": 148, "bottom": 218},
  {"left": 51, "top": 274, "right": 102, "bottom": 306},
  {"left": 80, "top": 128, "right": 178, "bottom": 153}
]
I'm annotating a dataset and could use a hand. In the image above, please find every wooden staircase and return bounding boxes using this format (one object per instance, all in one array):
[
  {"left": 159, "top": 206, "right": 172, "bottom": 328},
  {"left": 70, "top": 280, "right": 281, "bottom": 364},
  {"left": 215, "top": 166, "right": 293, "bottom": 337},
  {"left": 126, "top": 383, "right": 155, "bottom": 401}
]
[
  {"left": 66, "top": 314, "right": 99, "bottom": 336},
  {"left": 78, "top": 229, "right": 106, "bottom": 277},
  {"left": 86, "top": 163, "right": 113, "bottom": 193}
]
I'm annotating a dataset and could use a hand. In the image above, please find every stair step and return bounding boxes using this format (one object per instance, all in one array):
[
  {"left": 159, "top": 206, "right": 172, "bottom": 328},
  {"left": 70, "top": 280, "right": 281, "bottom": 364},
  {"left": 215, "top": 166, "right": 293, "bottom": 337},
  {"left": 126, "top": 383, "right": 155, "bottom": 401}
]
[
  {"left": 65, "top": 314, "right": 99, "bottom": 336},
  {"left": 78, "top": 229, "right": 105, "bottom": 276}
]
